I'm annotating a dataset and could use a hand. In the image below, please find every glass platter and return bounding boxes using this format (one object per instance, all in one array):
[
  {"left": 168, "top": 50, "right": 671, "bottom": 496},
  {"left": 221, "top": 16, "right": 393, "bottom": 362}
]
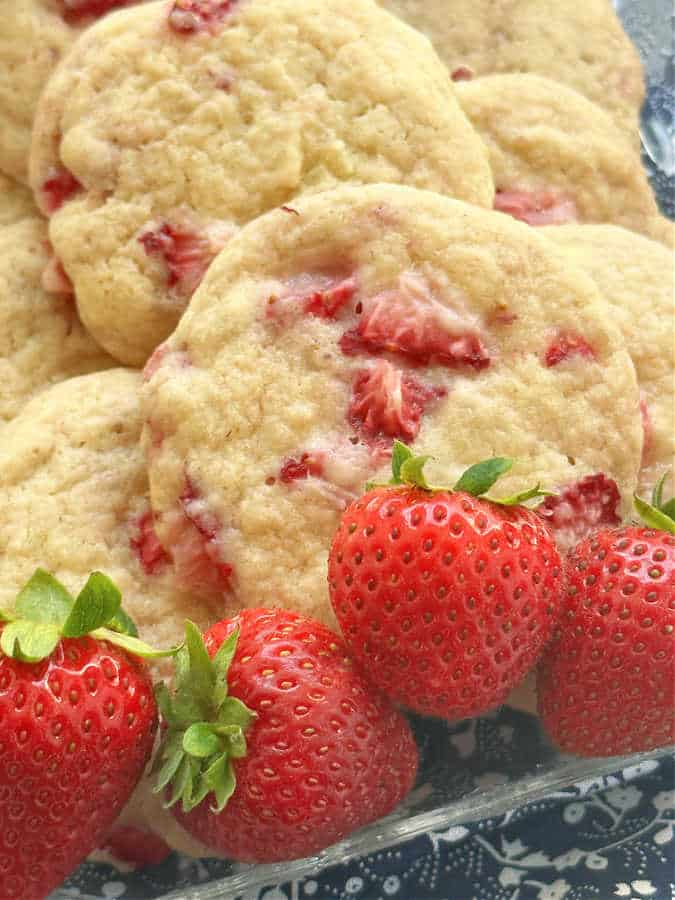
[{"left": 52, "top": 1, "right": 673, "bottom": 897}]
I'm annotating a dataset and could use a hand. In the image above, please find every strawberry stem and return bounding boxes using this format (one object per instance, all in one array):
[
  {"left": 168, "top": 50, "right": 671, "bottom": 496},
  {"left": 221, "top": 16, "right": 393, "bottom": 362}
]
[{"left": 634, "top": 473, "right": 675, "bottom": 534}]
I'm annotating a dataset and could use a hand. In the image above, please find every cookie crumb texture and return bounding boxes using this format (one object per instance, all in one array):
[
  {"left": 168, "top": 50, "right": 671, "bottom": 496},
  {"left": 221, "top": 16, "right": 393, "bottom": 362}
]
[
  {"left": 0, "top": 369, "right": 222, "bottom": 856},
  {"left": 141, "top": 184, "right": 643, "bottom": 627},
  {"left": 30, "top": 0, "right": 493, "bottom": 365},
  {"left": 0, "top": 173, "right": 38, "bottom": 225},
  {"left": 0, "top": 217, "right": 114, "bottom": 424},
  {"left": 456, "top": 75, "right": 666, "bottom": 242}
]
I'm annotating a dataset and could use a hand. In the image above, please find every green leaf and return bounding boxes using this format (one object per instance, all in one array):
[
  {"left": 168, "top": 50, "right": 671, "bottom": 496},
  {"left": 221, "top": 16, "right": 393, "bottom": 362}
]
[
  {"left": 399, "top": 455, "right": 433, "bottom": 490},
  {"left": 183, "top": 723, "right": 222, "bottom": 759},
  {"left": 652, "top": 472, "right": 668, "bottom": 509},
  {"left": 390, "top": 441, "right": 414, "bottom": 484},
  {"left": 153, "top": 739, "right": 186, "bottom": 792},
  {"left": 634, "top": 494, "right": 675, "bottom": 534},
  {"left": 0, "top": 609, "right": 15, "bottom": 623},
  {"left": 62, "top": 572, "right": 122, "bottom": 637},
  {"left": 203, "top": 755, "right": 236, "bottom": 814},
  {"left": 179, "top": 621, "right": 216, "bottom": 704},
  {"left": 154, "top": 681, "right": 176, "bottom": 726},
  {"left": 489, "top": 485, "right": 557, "bottom": 507},
  {"left": 0, "top": 620, "right": 61, "bottom": 663},
  {"left": 453, "top": 458, "right": 513, "bottom": 496},
  {"left": 107, "top": 606, "right": 139, "bottom": 638},
  {"left": 217, "top": 696, "right": 256, "bottom": 730},
  {"left": 660, "top": 498, "right": 675, "bottom": 521},
  {"left": 164, "top": 755, "right": 193, "bottom": 809},
  {"left": 14, "top": 569, "right": 73, "bottom": 626},
  {"left": 92, "top": 628, "right": 180, "bottom": 660},
  {"left": 212, "top": 627, "right": 239, "bottom": 706},
  {"left": 226, "top": 729, "right": 247, "bottom": 759}
]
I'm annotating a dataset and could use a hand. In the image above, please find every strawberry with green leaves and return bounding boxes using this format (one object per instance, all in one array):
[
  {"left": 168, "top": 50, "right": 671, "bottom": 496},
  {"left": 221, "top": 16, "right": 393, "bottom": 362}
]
[
  {"left": 153, "top": 609, "right": 418, "bottom": 862},
  {"left": 328, "top": 443, "right": 563, "bottom": 721},
  {"left": 0, "top": 569, "right": 173, "bottom": 900},
  {"left": 537, "top": 476, "right": 675, "bottom": 756}
]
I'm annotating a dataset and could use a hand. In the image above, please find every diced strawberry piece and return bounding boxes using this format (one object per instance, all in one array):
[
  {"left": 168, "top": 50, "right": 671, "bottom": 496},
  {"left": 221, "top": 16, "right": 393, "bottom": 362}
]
[
  {"left": 57, "top": 0, "right": 135, "bottom": 24},
  {"left": 266, "top": 275, "right": 357, "bottom": 322},
  {"left": 41, "top": 167, "right": 82, "bottom": 215},
  {"left": 348, "top": 360, "right": 446, "bottom": 447},
  {"left": 161, "top": 478, "right": 233, "bottom": 595},
  {"left": 339, "top": 273, "right": 490, "bottom": 371},
  {"left": 129, "top": 510, "right": 171, "bottom": 576},
  {"left": 451, "top": 65, "right": 474, "bottom": 81},
  {"left": 537, "top": 473, "right": 621, "bottom": 552},
  {"left": 279, "top": 452, "right": 325, "bottom": 483},
  {"left": 544, "top": 332, "right": 596, "bottom": 367},
  {"left": 168, "top": 0, "right": 236, "bottom": 33},
  {"left": 100, "top": 826, "right": 172, "bottom": 869},
  {"left": 139, "top": 219, "right": 230, "bottom": 298},
  {"left": 494, "top": 188, "right": 579, "bottom": 226},
  {"left": 639, "top": 394, "right": 652, "bottom": 464}
]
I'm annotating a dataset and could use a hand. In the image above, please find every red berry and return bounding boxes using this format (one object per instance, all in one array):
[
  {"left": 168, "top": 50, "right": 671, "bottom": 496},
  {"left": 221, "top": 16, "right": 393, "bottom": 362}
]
[
  {"left": 40, "top": 167, "right": 82, "bottom": 215},
  {"left": 339, "top": 274, "right": 490, "bottom": 371},
  {"left": 348, "top": 360, "right": 446, "bottom": 448},
  {"left": 129, "top": 509, "right": 171, "bottom": 576},
  {"left": 57, "top": 0, "right": 135, "bottom": 24},
  {"left": 328, "top": 486, "right": 563, "bottom": 720},
  {"left": 544, "top": 332, "right": 596, "bottom": 367},
  {"left": 0, "top": 634, "right": 157, "bottom": 897},
  {"left": 538, "top": 473, "right": 621, "bottom": 552},
  {"left": 169, "top": 610, "right": 418, "bottom": 862},
  {"left": 99, "top": 825, "right": 172, "bottom": 869},
  {"left": 494, "top": 188, "right": 578, "bottom": 226},
  {"left": 537, "top": 525, "right": 675, "bottom": 756}
]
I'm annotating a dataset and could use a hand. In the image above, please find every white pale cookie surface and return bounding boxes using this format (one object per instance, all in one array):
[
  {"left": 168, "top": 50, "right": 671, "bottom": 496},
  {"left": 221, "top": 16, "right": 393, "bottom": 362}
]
[
  {"left": 0, "top": 217, "right": 115, "bottom": 424},
  {"left": 141, "top": 184, "right": 643, "bottom": 628},
  {"left": 0, "top": 173, "right": 38, "bottom": 225},
  {"left": 455, "top": 75, "right": 666, "bottom": 242},
  {"left": 29, "top": 0, "right": 493, "bottom": 367},
  {"left": 0, "top": 369, "right": 221, "bottom": 856},
  {"left": 546, "top": 224, "right": 675, "bottom": 496},
  {"left": 378, "top": 0, "right": 644, "bottom": 140}
]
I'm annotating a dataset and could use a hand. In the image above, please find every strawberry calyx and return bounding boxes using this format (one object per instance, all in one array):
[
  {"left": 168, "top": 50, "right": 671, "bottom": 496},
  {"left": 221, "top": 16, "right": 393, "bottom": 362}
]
[
  {"left": 0, "top": 568, "right": 179, "bottom": 664},
  {"left": 367, "top": 441, "right": 554, "bottom": 507},
  {"left": 153, "top": 621, "right": 256, "bottom": 815},
  {"left": 633, "top": 472, "right": 675, "bottom": 535}
]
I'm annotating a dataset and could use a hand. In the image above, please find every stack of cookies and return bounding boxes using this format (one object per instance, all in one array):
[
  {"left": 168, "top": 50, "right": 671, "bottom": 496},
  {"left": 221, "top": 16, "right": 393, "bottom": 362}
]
[{"left": 1, "top": 0, "right": 672, "bottom": 866}]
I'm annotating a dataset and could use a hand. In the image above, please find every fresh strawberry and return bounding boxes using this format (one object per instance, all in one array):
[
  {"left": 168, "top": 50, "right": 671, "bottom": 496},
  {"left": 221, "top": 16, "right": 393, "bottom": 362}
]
[
  {"left": 153, "top": 610, "right": 418, "bottom": 863},
  {"left": 538, "top": 473, "right": 621, "bottom": 552},
  {"left": 544, "top": 332, "right": 596, "bottom": 367},
  {"left": 494, "top": 188, "right": 579, "bottom": 226},
  {"left": 328, "top": 444, "right": 563, "bottom": 720},
  {"left": 99, "top": 825, "right": 172, "bottom": 869},
  {"left": 168, "top": 0, "right": 236, "bottom": 33},
  {"left": 40, "top": 167, "right": 82, "bottom": 215},
  {"left": 339, "top": 272, "right": 490, "bottom": 371},
  {"left": 537, "top": 479, "right": 675, "bottom": 756},
  {"left": 57, "top": 0, "right": 135, "bottom": 24},
  {"left": 348, "top": 360, "right": 446, "bottom": 448},
  {"left": 0, "top": 570, "right": 173, "bottom": 899}
]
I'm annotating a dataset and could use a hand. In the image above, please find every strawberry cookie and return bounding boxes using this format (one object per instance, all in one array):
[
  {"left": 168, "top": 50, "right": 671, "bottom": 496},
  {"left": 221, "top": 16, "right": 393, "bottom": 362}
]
[
  {"left": 0, "top": 0, "right": 143, "bottom": 183},
  {"left": 0, "top": 369, "right": 218, "bottom": 858},
  {"left": 141, "top": 184, "right": 643, "bottom": 627},
  {"left": 546, "top": 225, "right": 675, "bottom": 497},
  {"left": 29, "top": 0, "right": 493, "bottom": 367},
  {"left": 378, "top": 0, "right": 644, "bottom": 140},
  {"left": 0, "top": 217, "right": 114, "bottom": 424},
  {"left": 0, "top": 173, "right": 38, "bottom": 225},
  {"left": 455, "top": 75, "right": 666, "bottom": 242}
]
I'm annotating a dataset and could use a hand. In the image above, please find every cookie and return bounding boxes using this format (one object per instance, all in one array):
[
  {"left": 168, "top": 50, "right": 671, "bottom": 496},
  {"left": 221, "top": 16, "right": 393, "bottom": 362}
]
[
  {"left": 140, "top": 183, "right": 643, "bottom": 627},
  {"left": 0, "top": 216, "right": 115, "bottom": 424},
  {"left": 0, "top": 369, "right": 221, "bottom": 856},
  {"left": 378, "top": 0, "right": 644, "bottom": 140},
  {"left": 0, "top": 173, "right": 38, "bottom": 225},
  {"left": 545, "top": 224, "right": 675, "bottom": 496},
  {"left": 455, "top": 75, "right": 665, "bottom": 242},
  {"left": 29, "top": 0, "right": 493, "bottom": 367},
  {"left": 0, "top": 0, "right": 141, "bottom": 183}
]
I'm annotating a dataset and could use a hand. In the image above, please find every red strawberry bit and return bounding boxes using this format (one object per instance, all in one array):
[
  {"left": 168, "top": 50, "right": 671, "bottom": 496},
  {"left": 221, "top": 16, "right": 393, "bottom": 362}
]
[
  {"left": 139, "top": 219, "right": 230, "bottom": 298},
  {"left": 494, "top": 188, "right": 579, "bottom": 226},
  {"left": 278, "top": 451, "right": 325, "bottom": 483},
  {"left": 639, "top": 394, "right": 653, "bottom": 464},
  {"left": 266, "top": 274, "right": 357, "bottom": 322},
  {"left": 57, "top": 0, "right": 134, "bottom": 24},
  {"left": 339, "top": 273, "right": 490, "bottom": 371},
  {"left": 168, "top": 0, "right": 236, "bottom": 34},
  {"left": 538, "top": 473, "right": 621, "bottom": 552},
  {"left": 41, "top": 167, "right": 82, "bottom": 215},
  {"left": 100, "top": 826, "right": 171, "bottom": 869},
  {"left": 129, "top": 510, "right": 171, "bottom": 576},
  {"left": 348, "top": 360, "right": 446, "bottom": 447},
  {"left": 451, "top": 65, "right": 474, "bottom": 81},
  {"left": 544, "top": 332, "right": 596, "bottom": 367},
  {"left": 161, "top": 478, "right": 233, "bottom": 595}
]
